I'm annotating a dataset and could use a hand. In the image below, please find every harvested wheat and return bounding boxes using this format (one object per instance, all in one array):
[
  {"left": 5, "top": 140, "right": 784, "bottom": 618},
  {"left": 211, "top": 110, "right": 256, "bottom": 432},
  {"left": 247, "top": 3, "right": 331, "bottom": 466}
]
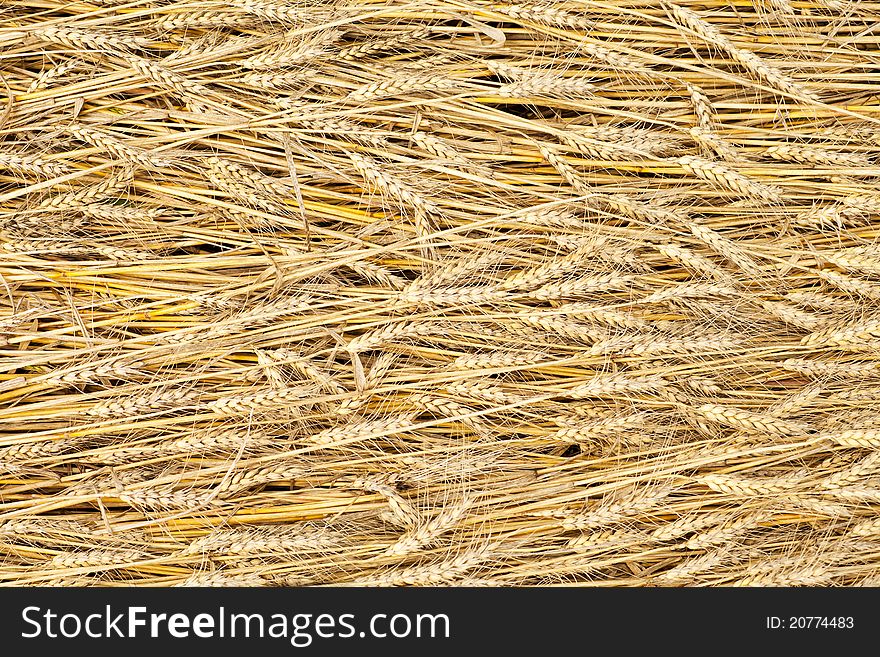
[{"left": 1, "top": 0, "right": 879, "bottom": 587}]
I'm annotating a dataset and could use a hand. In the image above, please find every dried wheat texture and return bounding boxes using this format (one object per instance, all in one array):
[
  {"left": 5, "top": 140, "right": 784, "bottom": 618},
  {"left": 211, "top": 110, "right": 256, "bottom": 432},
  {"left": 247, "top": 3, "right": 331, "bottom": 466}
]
[{"left": 1, "top": 0, "right": 880, "bottom": 587}]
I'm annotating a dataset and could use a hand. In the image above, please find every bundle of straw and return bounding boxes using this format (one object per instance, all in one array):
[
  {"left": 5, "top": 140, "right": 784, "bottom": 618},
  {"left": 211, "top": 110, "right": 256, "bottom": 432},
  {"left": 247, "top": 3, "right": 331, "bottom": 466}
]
[{"left": 1, "top": 0, "right": 879, "bottom": 586}]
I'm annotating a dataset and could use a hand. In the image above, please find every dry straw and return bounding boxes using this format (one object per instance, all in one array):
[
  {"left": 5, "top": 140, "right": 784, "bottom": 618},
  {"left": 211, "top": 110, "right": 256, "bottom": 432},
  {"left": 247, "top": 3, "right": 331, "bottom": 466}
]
[{"left": 1, "top": 0, "right": 880, "bottom": 587}]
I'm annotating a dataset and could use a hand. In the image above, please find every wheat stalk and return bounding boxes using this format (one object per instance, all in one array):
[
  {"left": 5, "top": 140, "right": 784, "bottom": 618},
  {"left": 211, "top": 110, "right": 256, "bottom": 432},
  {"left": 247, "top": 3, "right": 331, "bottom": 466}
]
[{"left": 3, "top": 0, "right": 880, "bottom": 588}]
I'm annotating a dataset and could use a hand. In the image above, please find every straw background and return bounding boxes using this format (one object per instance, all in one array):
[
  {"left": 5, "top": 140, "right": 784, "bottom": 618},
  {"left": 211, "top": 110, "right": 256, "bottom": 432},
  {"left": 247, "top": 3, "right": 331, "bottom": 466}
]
[{"left": 1, "top": 0, "right": 880, "bottom": 586}]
